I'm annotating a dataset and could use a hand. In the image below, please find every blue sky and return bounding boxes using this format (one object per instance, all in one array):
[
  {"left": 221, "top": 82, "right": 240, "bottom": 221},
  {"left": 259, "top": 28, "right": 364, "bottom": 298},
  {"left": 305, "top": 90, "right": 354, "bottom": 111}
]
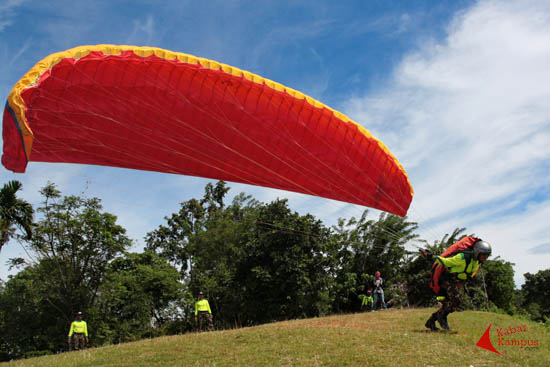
[{"left": 1, "top": 0, "right": 549, "bottom": 287}]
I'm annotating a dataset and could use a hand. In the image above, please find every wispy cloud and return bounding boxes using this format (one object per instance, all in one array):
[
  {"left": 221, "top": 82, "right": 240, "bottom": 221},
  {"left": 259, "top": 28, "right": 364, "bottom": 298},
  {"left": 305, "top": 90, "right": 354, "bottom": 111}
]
[
  {"left": 7, "top": 37, "right": 32, "bottom": 68},
  {"left": 127, "top": 15, "right": 156, "bottom": 46},
  {"left": 343, "top": 0, "right": 550, "bottom": 284},
  {"left": 528, "top": 243, "right": 550, "bottom": 255},
  {"left": 346, "top": 0, "right": 550, "bottom": 221},
  {"left": 0, "top": 0, "right": 25, "bottom": 32}
]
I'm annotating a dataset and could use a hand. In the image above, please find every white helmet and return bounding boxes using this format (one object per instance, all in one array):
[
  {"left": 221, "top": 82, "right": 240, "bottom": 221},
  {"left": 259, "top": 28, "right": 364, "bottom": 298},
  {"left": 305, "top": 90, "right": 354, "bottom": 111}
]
[{"left": 473, "top": 240, "right": 492, "bottom": 259}]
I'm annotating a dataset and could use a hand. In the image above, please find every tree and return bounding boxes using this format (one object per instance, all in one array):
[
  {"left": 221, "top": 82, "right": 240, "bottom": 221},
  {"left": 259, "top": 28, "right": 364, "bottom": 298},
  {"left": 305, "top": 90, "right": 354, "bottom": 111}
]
[
  {"left": 25, "top": 183, "right": 132, "bottom": 321},
  {"left": 1, "top": 182, "right": 134, "bottom": 358},
  {"left": 331, "top": 211, "right": 418, "bottom": 311},
  {"left": 233, "top": 199, "right": 338, "bottom": 324},
  {"left": 0, "top": 264, "right": 71, "bottom": 360},
  {"left": 147, "top": 183, "right": 340, "bottom": 327},
  {"left": 145, "top": 181, "right": 232, "bottom": 277},
  {"left": 96, "top": 251, "right": 183, "bottom": 344},
  {"left": 185, "top": 193, "right": 258, "bottom": 327},
  {"left": 1, "top": 183, "right": 132, "bottom": 359},
  {"left": 145, "top": 182, "right": 257, "bottom": 327},
  {"left": 0, "top": 180, "right": 34, "bottom": 252},
  {"left": 475, "top": 257, "right": 515, "bottom": 312},
  {"left": 522, "top": 268, "right": 550, "bottom": 321},
  {"left": 145, "top": 197, "right": 206, "bottom": 277}
]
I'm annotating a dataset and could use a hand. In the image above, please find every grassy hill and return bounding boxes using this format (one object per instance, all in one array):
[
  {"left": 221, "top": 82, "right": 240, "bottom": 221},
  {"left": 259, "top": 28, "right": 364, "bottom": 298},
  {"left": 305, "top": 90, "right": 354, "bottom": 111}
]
[{"left": 2, "top": 308, "right": 548, "bottom": 367}]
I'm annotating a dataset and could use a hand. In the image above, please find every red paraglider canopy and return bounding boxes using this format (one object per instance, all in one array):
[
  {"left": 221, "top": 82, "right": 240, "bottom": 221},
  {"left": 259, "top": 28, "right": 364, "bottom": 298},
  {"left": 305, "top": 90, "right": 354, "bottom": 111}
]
[{"left": 2, "top": 45, "right": 413, "bottom": 216}]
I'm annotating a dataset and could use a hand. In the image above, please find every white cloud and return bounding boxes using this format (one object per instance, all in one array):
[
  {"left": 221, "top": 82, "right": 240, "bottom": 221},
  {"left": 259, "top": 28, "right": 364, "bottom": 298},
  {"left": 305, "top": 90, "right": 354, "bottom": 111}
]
[
  {"left": 345, "top": 0, "right": 550, "bottom": 285},
  {"left": 128, "top": 15, "right": 156, "bottom": 46},
  {"left": 0, "top": 0, "right": 24, "bottom": 32},
  {"left": 474, "top": 200, "right": 550, "bottom": 286},
  {"left": 528, "top": 242, "right": 550, "bottom": 255}
]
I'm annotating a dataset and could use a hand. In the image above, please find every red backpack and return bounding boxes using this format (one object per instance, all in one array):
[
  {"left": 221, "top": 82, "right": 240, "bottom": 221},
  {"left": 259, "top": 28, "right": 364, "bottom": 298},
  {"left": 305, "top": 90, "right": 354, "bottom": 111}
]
[{"left": 430, "top": 236, "right": 480, "bottom": 294}]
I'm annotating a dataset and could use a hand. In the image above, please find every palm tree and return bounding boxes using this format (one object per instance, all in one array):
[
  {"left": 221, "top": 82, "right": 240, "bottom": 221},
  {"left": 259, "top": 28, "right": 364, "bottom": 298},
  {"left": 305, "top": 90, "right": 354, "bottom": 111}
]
[{"left": 0, "top": 180, "right": 34, "bottom": 252}]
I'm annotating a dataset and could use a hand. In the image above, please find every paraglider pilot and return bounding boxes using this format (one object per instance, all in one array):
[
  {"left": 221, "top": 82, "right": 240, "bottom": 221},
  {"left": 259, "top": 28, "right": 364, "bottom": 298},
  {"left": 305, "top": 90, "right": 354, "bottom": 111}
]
[{"left": 425, "top": 239, "right": 492, "bottom": 331}]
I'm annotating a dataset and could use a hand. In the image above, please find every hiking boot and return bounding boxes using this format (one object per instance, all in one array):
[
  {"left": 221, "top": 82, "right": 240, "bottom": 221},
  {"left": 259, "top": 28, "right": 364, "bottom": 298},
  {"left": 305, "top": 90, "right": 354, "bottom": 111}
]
[
  {"left": 437, "top": 312, "right": 450, "bottom": 330},
  {"left": 425, "top": 316, "right": 440, "bottom": 331}
]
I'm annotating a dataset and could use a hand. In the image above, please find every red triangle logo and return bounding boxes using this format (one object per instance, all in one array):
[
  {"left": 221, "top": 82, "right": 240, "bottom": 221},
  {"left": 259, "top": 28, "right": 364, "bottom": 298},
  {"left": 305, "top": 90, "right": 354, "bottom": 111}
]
[{"left": 476, "top": 322, "right": 502, "bottom": 355}]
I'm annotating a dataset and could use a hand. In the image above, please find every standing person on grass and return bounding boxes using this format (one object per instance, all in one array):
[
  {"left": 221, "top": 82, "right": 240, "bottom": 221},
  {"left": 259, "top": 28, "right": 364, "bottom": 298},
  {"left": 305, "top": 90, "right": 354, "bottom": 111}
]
[
  {"left": 68, "top": 312, "right": 88, "bottom": 350},
  {"left": 195, "top": 291, "right": 214, "bottom": 331},
  {"left": 372, "top": 271, "right": 387, "bottom": 311}
]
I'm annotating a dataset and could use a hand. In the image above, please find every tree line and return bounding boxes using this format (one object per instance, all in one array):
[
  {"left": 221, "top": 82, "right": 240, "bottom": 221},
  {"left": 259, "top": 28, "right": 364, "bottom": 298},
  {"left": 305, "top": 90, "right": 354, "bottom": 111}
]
[{"left": 0, "top": 180, "right": 548, "bottom": 361}]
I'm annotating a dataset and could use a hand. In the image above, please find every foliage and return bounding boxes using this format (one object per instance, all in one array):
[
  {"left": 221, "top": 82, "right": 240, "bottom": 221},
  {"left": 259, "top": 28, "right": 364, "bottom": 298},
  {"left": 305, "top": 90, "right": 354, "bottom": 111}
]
[
  {"left": 522, "top": 268, "right": 550, "bottom": 321},
  {"left": 95, "top": 251, "right": 183, "bottom": 344},
  {"left": 0, "top": 267, "right": 61, "bottom": 360},
  {"left": 144, "top": 181, "right": 230, "bottom": 277},
  {"left": 0, "top": 180, "right": 34, "bottom": 252},
  {"left": 477, "top": 257, "right": 515, "bottom": 312},
  {"left": 147, "top": 183, "right": 341, "bottom": 327},
  {"left": 331, "top": 212, "right": 418, "bottom": 312},
  {"left": 26, "top": 183, "right": 132, "bottom": 320},
  {"left": 0, "top": 183, "right": 132, "bottom": 360},
  {"left": 232, "top": 199, "right": 339, "bottom": 323}
]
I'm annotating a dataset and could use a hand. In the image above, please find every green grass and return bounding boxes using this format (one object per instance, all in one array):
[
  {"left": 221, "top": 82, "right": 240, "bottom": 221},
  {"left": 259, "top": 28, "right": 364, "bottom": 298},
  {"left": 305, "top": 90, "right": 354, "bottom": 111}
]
[{"left": 2, "top": 308, "right": 548, "bottom": 366}]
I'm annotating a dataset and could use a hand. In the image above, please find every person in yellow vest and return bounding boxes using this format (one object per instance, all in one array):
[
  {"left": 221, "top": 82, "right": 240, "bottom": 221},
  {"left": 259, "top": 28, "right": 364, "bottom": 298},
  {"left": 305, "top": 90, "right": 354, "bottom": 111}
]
[
  {"left": 359, "top": 290, "right": 374, "bottom": 311},
  {"left": 67, "top": 312, "right": 88, "bottom": 350},
  {"left": 194, "top": 291, "right": 213, "bottom": 331},
  {"left": 425, "top": 240, "right": 492, "bottom": 331}
]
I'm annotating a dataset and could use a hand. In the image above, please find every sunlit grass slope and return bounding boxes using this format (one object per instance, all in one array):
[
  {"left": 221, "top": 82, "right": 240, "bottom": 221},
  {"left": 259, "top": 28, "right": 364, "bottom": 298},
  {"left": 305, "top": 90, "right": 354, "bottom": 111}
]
[{"left": 2, "top": 308, "right": 548, "bottom": 367}]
